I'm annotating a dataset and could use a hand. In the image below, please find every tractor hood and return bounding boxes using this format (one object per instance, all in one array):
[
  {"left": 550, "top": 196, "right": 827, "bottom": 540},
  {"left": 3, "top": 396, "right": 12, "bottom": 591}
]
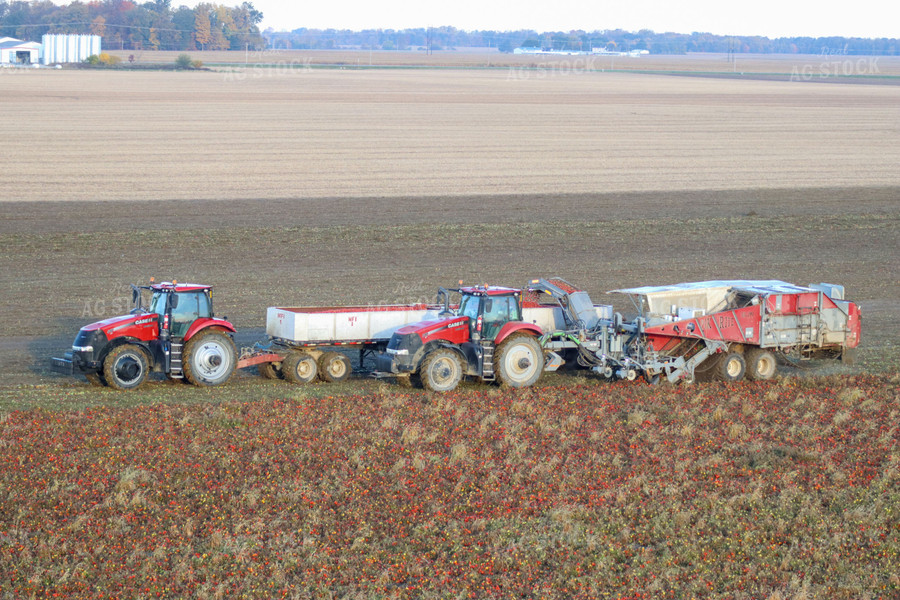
[
  {"left": 396, "top": 316, "right": 469, "bottom": 344},
  {"left": 80, "top": 313, "right": 158, "bottom": 336}
]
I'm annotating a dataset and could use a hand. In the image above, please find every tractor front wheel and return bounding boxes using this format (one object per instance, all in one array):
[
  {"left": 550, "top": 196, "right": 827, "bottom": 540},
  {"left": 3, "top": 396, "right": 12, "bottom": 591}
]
[
  {"left": 183, "top": 330, "right": 237, "bottom": 387},
  {"left": 420, "top": 349, "right": 463, "bottom": 393},
  {"left": 103, "top": 344, "right": 149, "bottom": 391}
]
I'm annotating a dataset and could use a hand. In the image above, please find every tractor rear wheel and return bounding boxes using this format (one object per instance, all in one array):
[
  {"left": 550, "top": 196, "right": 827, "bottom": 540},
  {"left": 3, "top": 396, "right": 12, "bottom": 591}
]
[
  {"left": 420, "top": 349, "right": 463, "bottom": 393},
  {"left": 496, "top": 334, "right": 544, "bottom": 388},
  {"left": 103, "top": 344, "right": 149, "bottom": 391},
  {"left": 282, "top": 352, "right": 318, "bottom": 384},
  {"left": 183, "top": 330, "right": 237, "bottom": 387},
  {"left": 318, "top": 352, "right": 352, "bottom": 383},
  {"left": 714, "top": 351, "right": 746, "bottom": 382},
  {"left": 745, "top": 348, "right": 777, "bottom": 380}
]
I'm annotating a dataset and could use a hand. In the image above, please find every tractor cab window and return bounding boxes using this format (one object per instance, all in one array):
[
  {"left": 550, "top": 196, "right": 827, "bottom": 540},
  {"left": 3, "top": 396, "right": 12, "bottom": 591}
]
[
  {"left": 149, "top": 292, "right": 167, "bottom": 316},
  {"left": 482, "top": 295, "right": 520, "bottom": 340},
  {"left": 170, "top": 292, "right": 211, "bottom": 337},
  {"left": 459, "top": 294, "right": 481, "bottom": 320}
]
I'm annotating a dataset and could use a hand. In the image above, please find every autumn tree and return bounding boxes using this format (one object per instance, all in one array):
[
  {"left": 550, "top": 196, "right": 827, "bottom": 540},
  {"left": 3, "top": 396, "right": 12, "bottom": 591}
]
[
  {"left": 90, "top": 15, "right": 106, "bottom": 37},
  {"left": 193, "top": 5, "right": 211, "bottom": 50}
]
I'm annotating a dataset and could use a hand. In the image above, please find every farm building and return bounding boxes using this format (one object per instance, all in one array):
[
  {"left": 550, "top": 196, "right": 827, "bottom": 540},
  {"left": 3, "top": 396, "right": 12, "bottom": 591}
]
[
  {"left": 0, "top": 38, "right": 41, "bottom": 65},
  {"left": 42, "top": 34, "right": 101, "bottom": 65}
]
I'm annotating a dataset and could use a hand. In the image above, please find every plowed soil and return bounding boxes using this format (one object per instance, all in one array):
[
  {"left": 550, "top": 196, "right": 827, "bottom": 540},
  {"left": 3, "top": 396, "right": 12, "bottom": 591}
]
[{"left": 1, "top": 64, "right": 898, "bottom": 386}]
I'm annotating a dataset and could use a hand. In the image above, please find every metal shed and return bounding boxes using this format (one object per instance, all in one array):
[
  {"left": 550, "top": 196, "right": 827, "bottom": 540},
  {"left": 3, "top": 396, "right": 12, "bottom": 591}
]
[{"left": 0, "top": 39, "right": 41, "bottom": 65}]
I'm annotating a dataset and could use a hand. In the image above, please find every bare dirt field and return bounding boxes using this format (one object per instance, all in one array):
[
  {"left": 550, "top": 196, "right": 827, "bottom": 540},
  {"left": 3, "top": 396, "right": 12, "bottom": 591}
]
[
  {"left": 0, "top": 62, "right": 898, "bottom": 383},
  {"left": 0, "top": 59, "right": 900, "bottom": 380},
  {"left": 0, "top": 55, "right": 899, "bottom": 600},
  {"left": 2, "top": 68, "right": 900, "bottom": 202},
  {"left": 113, "top": 48, "right": 900, "bottom": 76}
]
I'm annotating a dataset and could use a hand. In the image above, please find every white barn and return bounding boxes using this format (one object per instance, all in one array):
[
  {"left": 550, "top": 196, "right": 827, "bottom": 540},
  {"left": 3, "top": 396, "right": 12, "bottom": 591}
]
[{"left": 0, "top": 38, "right": 41, "bottom": 65}]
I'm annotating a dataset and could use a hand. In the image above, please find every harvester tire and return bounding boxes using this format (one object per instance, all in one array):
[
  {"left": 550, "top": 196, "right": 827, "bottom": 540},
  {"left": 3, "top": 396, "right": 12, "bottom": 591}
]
[
  {"left": 496, "top": 334, "right": 544, "bottom": 389},
  {"left": 714, "top": 352, "right": 746, "bottom": 382},
  {"left": 745, "top": 348, "right": 777, "bottom": 380},
  {"left": 282, "top": 352, "right": 318, "bottom": 384},
  {"left": 183, "top": 330, "right": 237, "bottom": 387},
  {"left": 103, "top": 344, "right": 149, "bottom": 391},
  {"left": 420, "top": 349, "right": 463, "bottom": 393},
  {"left": 259, "top": 361, "right": 283, "bottom": 380},
  {"left": 318, "top": 352, "right": 351, "bottom": 383}
]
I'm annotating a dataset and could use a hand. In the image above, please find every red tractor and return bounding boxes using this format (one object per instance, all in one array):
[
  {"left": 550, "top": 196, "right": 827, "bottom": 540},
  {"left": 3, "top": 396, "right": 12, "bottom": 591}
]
[
  {"left": 51, "top": 281, "right": 237, "bottom": 390},
  {"left": 375, "top": 284, "right": 549, "bottom": 392}
]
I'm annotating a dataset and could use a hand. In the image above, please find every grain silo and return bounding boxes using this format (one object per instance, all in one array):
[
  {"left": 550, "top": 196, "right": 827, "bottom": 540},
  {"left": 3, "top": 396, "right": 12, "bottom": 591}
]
[{"left": 41, "top": 34, "right": 101, "bottom": 65}]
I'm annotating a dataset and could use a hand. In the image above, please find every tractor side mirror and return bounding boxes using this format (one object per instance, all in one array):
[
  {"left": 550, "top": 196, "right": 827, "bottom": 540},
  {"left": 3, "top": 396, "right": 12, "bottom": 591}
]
[
  {"left": 483, "top": 299, "right": 493, "bottom": 313},
  {"left": 166, "top": 293, "right": 179, "bottom": 311}
]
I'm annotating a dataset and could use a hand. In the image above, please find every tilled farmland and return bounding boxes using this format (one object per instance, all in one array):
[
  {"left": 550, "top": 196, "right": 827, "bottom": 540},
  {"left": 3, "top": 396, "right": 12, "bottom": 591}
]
[{"left": 0, "top": 59, "right": 898, "bottom": 599}]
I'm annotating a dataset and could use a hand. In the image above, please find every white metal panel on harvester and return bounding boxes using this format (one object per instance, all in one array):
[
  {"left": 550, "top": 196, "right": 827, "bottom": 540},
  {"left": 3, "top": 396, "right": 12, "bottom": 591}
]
[{"left": 267, "top": 305, "right": 446, "bottom": 343}]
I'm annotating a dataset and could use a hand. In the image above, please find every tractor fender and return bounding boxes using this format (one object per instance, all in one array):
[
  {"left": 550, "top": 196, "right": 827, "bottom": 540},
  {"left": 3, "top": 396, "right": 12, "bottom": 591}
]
[
  {"left": 184, "top": 318, "right": 237, "bottom": 342},
  {"left": 494, "top": 322, "right": 543, "bottom": 346}
]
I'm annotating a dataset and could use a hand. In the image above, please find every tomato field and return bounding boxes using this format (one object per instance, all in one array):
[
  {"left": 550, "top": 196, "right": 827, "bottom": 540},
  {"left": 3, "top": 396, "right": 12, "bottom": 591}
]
[{"left": 2, "top": 374, "right": 897, "bottom": 599}]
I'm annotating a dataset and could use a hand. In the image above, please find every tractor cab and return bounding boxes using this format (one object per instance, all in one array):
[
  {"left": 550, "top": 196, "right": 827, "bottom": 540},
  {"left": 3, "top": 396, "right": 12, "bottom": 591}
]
[
  {"left": 456, "top": 286, "right": 523, "bottom": 342},
  {"left": 139, "top": 282, "right": 215, "bottom": 338}
]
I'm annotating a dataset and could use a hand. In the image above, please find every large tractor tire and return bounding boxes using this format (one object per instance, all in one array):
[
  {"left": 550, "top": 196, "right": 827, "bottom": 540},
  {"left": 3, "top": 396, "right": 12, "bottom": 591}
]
[
  {"left": 745, "top": 348, "right": 777, "bottom": 381},
  {"left": 259, "top": 361, "right": 283, "bottom": 380},
  {"left": 714, "top": 351, "right": 746, "bottom": 382},
  {"left": 183, "top": 330, "right": 237, "bottom": 387},
  {"left": 318, "top": 351, "right": 352, "bottom": 383},
  {"left": 496, "top": 333, "right": 544, "bottom": 389},
  {"left": 420, "top": 348, "right": 463, "bottom": 393},
  {"left": 282, "top": 352, "right": 318, "bottom": 384},
  {"left": 102, "top": 344, "right": 149, "bottom": 391}
]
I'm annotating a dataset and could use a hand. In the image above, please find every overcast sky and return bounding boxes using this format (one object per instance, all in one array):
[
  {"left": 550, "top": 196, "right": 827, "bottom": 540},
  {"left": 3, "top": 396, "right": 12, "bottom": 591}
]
[{"left": 251, "top": 0, "right": 893, "bottom": 39}]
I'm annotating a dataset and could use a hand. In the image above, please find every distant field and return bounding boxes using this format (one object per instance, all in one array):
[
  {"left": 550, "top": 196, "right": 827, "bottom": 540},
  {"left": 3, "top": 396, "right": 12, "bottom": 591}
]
[
  {"left": 110, "top": 48, "right": 900, "bottom": 76},
  {"left": 2, "top": 67, "right": 899, "bottom": 202}
]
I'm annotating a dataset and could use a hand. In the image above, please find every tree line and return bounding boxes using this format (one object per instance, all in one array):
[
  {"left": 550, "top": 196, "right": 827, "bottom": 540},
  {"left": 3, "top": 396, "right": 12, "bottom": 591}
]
[
  {"left": 0, "top": 0, "right": 265, "bottom": 51},
  {"left": 2, "top": 3, "right": 896, "bottom": 56},
  {"left": 267, "top": 26, "right": 900, "bottom": 56}
]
